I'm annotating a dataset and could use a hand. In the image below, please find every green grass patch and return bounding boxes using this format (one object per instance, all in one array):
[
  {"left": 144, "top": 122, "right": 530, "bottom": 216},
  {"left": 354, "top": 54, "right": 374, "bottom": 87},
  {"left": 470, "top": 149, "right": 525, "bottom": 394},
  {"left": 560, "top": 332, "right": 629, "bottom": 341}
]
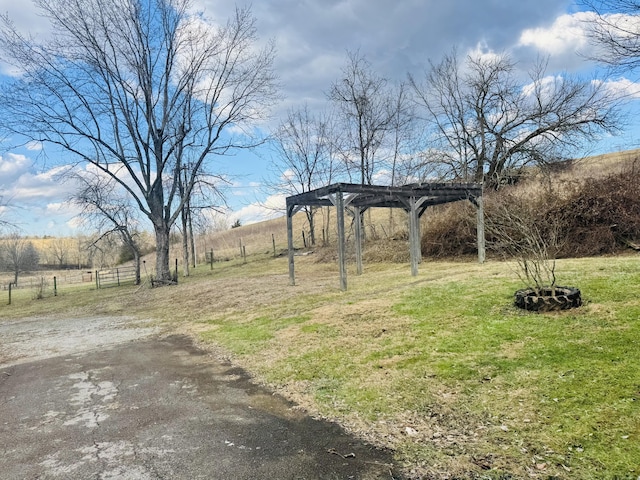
[{"left": 201, "top": 314, "right": 310, "bottom": 355}]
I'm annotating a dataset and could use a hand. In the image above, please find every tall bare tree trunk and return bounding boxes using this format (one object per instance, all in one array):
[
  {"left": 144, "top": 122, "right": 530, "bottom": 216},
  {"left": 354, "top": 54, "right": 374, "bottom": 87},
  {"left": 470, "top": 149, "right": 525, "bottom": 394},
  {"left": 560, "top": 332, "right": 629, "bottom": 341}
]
[
  {"left": 188, "top": 209, "right": 196, "bottom": 268},
  {"left": 181, "top": 205, "right": 190, "bottom": 277},
  {"left": 153, "top": 223, "right": 172, "bottom": 283}
]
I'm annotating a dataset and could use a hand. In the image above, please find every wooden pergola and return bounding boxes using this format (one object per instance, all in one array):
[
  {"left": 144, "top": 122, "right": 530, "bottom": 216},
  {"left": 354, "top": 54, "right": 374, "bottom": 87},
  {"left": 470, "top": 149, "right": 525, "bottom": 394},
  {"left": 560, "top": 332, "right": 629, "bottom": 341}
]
[{"left": 286, "top": 182, "right": 485, "bottom": 290}]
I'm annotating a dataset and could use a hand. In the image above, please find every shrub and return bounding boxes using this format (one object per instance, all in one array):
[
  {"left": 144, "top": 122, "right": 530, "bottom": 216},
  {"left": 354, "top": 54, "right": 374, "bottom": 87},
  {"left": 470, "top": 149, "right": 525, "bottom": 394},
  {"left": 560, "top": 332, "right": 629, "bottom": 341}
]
[
  {"left": 420, "top": 160, "right": 640, "bottom": 259},
  {"left": 552, "top": 162, "right": 640, "bottom": 257},
  {"left": 421, "top": 201, "right": 478, "bottom": 258}
]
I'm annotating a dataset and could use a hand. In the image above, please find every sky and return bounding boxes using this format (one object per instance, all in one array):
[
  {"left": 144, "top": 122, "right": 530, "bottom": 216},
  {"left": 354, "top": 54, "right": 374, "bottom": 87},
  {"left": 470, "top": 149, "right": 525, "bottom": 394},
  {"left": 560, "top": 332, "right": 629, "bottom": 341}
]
[{"left": 0, "top": 0, "right": 639, "bottom": 237}]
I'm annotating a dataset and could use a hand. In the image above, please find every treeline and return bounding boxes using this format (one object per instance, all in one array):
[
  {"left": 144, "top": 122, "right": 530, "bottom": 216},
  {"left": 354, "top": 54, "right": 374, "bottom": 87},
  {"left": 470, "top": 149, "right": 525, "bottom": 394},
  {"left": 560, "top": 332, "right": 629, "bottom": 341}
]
[{"left": 0, "top": 231, "right": 156, "bottom": 286}]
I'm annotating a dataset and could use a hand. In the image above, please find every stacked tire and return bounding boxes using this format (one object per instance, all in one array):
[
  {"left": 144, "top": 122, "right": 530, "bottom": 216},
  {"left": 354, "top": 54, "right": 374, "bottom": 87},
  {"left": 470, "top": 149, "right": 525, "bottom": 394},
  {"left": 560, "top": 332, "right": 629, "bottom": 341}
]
[{"left": 514, "top": 286, "right": 582, "bottom": 312}]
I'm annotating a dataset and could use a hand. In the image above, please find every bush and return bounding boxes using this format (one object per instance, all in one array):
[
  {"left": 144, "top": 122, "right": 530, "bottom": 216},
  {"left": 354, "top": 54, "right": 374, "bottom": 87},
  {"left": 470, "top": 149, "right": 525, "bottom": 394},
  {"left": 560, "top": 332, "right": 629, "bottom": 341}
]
[
  {"left": 421, "top": 202, "right": 479, "bottom": 258},
  {"left": 552, "top": 162, "right": 640, "bottom": 257},
  {"left": 421, "top": 160, "right": 640, "bottom": 259}
]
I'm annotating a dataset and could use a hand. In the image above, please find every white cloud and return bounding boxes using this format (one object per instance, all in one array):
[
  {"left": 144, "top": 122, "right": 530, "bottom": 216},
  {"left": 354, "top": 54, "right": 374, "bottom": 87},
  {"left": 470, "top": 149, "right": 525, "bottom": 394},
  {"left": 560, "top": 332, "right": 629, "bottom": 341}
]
[
  {"left": 195, "top": 0, "right": 575, "bottom": 116},
  {"left": 66, "top": 216, "right": 84, "bottom": 231},
  {"left": 518, "top": 12, "right": 593, "bottom": 56},
  {"left": 0, "top": 0, "right": 54, "bottom": 75},
  {"left": 233, "top": 193, "right": 286, "bottom": 225},
  {"left": 7, "top": 165, "right": 74, "bottom": 201},
  {"left": 371, "top": 169, "right": 393, "bottom": 185},
  {"left": 596, "top": 77, "right": 640, "bottom": 99},
  {"left": 521, "top": 75, "right": 565, "bottom": 100},
  {"left": 0, "top": 153, "right": 31, "bottom": 185},
  {"left": 467, "top": 43, "right": 503, "bottom": 64},
  {"left": 26, "top": 141, "right": 43, "bottom": 151}
]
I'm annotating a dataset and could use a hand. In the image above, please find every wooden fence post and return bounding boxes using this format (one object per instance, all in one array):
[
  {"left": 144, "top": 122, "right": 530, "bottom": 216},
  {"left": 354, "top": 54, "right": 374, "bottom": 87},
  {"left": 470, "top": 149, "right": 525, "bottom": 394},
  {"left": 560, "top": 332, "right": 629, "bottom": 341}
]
[
  {"left": 409, "top": 197, "right": 419, "bottom": 276},
  {"left": 272, "top": 234, "right": 276, "bottom": 257},
  {"left": 287, "top": 206, "right": 296, "bottom": 286}
]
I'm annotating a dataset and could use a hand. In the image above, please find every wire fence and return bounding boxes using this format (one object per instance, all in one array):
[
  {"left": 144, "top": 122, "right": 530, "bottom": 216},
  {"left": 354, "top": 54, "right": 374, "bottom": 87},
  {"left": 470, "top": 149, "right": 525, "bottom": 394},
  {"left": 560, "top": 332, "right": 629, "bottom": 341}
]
[
  {"left": 2, "top": 264, "right": 142, "bottom": 305},
  {"left": 96, "top": 265, "right": 138, "bottom": 288},
  {"left": 2, "top": 223, "right": 334, "bottom": 306},
  {"left": 1, "top": 271, "right": 92, "bottom": 292}
]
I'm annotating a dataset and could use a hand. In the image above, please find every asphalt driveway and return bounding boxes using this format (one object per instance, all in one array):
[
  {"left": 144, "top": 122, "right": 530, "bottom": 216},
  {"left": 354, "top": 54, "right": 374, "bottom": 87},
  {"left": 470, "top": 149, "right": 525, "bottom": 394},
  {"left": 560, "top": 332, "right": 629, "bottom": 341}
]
[{"left": 0, "top": 316, "right": 401, "bottom": 479}]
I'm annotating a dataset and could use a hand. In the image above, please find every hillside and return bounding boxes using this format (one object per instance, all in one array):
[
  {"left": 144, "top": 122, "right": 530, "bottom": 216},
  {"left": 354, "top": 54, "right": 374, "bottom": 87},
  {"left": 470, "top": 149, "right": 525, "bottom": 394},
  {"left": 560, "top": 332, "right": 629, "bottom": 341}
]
[{"left": 200, "top": 147, "right": 640, "bottom": 265}]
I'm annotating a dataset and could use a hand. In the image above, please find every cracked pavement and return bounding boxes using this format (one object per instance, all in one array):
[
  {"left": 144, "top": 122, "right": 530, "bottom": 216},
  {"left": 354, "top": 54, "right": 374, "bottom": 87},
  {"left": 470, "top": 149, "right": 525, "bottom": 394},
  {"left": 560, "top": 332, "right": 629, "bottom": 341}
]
[{"left": 0, "top": 316, "right": 400, "bottom": 479}]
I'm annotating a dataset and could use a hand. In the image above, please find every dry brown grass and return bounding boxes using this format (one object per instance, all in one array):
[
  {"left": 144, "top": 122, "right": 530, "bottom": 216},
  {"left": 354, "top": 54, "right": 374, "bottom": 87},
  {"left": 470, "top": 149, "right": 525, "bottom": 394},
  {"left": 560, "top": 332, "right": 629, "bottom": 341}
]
[{"left": 192, "top": 206, "right": 411, "bottom": 266}]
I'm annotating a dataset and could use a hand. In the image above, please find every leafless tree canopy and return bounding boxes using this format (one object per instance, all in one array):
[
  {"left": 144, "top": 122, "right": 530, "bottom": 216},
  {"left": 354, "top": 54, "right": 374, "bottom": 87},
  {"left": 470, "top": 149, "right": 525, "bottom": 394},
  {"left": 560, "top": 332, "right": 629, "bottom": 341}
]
[
  {"left": 73, "top": 170, "right": 144, "bottom": 283},
  {"left": 268, "top": 105, "right": 337, "bottom": 244},
  {"left": 583, "top": 0, "right": 640, "bottom": 72},
  {"left": 0, "top": 0, "right": 278, "bottom": 282},
  {"left": 0, "top": 232, "right": 40, "bottom": 285},
  {"left": 487, "top": 192, "right": 561, "bottom": 291},
  {"left": 410, "top": 50, "right": 621, "bottom": 188},
  {"left": 329, "top": 51, "right": 414, "bottom": 185}
]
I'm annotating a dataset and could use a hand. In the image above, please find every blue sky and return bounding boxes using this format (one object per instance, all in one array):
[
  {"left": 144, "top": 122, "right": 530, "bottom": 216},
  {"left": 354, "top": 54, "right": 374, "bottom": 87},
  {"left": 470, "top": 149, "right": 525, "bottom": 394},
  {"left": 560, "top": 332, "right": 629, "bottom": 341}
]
[{"left": 1, "top": 0, "right": 639, "bottom": 236}]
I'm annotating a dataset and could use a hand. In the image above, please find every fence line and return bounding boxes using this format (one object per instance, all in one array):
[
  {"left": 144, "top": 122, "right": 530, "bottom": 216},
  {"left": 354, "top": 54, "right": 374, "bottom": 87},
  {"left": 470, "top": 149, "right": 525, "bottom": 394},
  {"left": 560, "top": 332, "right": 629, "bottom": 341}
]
[{"left": 3, "top": 227, "right": 330, "bottom": 305}]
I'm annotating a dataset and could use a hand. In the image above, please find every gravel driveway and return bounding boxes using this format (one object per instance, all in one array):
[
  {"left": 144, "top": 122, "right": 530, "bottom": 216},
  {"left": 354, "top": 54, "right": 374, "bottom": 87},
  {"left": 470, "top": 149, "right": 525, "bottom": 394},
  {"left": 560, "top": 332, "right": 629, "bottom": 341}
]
[{"left": 0, "top": 316, "right": 401, "bottom": 479}]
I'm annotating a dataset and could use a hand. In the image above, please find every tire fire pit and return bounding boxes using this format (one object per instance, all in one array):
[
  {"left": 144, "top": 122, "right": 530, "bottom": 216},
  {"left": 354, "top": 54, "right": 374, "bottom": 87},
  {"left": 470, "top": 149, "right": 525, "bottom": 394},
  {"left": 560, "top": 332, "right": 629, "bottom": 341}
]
[{"left": 514, "top": 286, "right": 582, "bottom": 312}]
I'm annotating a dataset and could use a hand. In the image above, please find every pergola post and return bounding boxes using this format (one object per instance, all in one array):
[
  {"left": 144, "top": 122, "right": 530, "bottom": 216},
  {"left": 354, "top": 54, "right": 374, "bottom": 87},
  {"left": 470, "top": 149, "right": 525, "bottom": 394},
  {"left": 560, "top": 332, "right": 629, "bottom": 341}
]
[
  {"left": 476, "top": 195, "right": 486, "bottom": 264},
  {"left": 354, "top": 206, "right": 363, "bottom": 275},
  {"left": 336, "top": 190, "right": 347, "bottom": 291},
  {"left": 287, "top": 205, "right": 296, "bottom": 285},
  {"left": 409, "top": 197, "right": 419, "bottom": 276}
]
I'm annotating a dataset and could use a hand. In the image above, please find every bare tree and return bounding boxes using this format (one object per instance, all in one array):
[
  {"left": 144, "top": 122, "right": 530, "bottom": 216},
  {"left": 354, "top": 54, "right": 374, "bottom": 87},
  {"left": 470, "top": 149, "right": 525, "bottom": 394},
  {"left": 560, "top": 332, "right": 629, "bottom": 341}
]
[
  {"left": 329, "top": 51, "right": 396, "bottom": 185},
  {"left": 72, "top": 170, "right": 143, "bottom": 284},
  {"left": 268, "top": 104, "right": 336, "bottom": 245},
  {"left": 0, "top": 232, "right": 40, "bottom": 285},
  {"left": 487, "top": 192, "right": 561, "bottom": 292},
  {"left": 583, "top": 0, "right": 640, "bottom": 73},
  {"left": 176, "top": 162, "right": 227, "bottom": 275},
  {"left": 388, "top": 82, "right": 420, "bottom": 187},
  {"left": 410, "top": 50, "right": 621, "bottom": 188},
  {"left": 48, "top": 237, "right": 77, "bottom": 268},
  {"left": 85, "top": 233, "right": 122, "bottom": 269},
  {"left": 0, "top": 0, "right": 278, "bottom": 283}
]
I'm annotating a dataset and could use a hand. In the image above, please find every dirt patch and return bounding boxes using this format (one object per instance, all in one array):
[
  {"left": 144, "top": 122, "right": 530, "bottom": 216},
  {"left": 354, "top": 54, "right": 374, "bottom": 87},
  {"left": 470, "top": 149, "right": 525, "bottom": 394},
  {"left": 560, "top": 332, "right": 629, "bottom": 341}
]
[{"left": 0, "top": 316, "right": 159, "bottom": 367}]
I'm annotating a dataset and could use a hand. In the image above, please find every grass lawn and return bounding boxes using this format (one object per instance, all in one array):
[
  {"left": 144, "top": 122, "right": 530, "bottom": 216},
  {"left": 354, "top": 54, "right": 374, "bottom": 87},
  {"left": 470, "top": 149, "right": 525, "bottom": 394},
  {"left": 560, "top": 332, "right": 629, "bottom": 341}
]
[{"left": 2, "top": 253, "right": 639, "bottom": 479}]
